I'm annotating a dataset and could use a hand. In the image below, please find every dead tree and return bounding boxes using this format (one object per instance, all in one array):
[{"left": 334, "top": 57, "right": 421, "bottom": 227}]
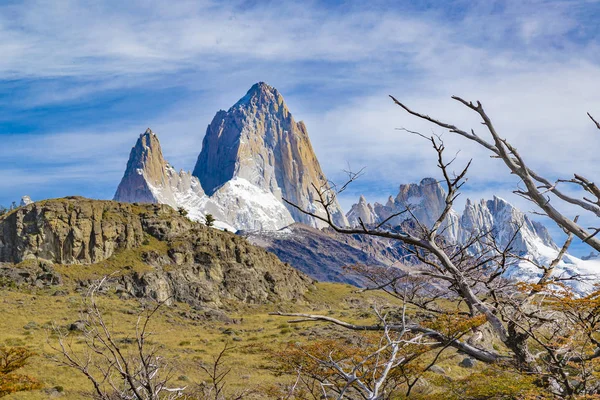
[
  {"left": 389, "top": 95, "right": 600, "bottom": 252},
  {"left": 273, "top": 299, "right": 456, "bottom": 400},
  {"left": 277, "top": 128, "right": 600, "bottom": 397},
  {"left": 49, "top": 277, "right": 185, "bottom": 400},
  {"left": 195, "top": 342, "right": 252, "bottom": 400}
]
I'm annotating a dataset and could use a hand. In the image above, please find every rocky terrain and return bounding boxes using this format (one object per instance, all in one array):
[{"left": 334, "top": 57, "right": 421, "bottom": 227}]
[
  {"left": 243, "top": 223, "right": 402, "bottom": 286},
  {"left": 0, "top": 197, "right": 312, "bottom": 306}
]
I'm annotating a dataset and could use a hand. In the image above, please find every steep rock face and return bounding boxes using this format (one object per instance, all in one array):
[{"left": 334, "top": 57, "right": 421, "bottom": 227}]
[
  {"left": 346, "top": 195, "right": 378, "bottom": 226},
  {"left": 193, "top": 82, "right": 348, "bottom": 228},
  {"left": 0, "top": 197, "right": 147, "bottom": 264},
  {"left": 114, "top": 129, "right": 293, "bottom": 232},
  {"left": 114, "top": 129, "right": 205, "bottom": 208},
  {"left": 372, "top": 178, "right": 460, "bottom": 240},
  {"left": 460, "top": 197, "right": 557, "bottom": 254},
  {"left": 348, "top": 179, "right": 556, "bottom": 257},
  {"left": 128, "top": 215, "right": 312, "bottom": 305},
  {"left": 0, "top": 198, "right": 312, "bottom": 305}
]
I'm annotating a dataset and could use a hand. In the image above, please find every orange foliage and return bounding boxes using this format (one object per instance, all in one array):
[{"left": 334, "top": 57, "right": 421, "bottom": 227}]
[
  {"left": 0, "top": 347, "right": 41, "bottom": 397},
  {"left": 422, "top": 313, "right": 487, "bottom": 337}
]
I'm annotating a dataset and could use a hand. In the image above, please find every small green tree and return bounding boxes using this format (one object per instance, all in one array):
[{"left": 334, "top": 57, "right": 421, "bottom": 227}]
[
  {"left": 204, "top": 214, "right": 215, "bottom": 227},
  {"left": 177, "top": 207, "right": 188, "bottom": 217}
]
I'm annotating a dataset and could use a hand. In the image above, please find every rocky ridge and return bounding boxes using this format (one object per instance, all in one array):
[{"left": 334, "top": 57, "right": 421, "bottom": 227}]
[
  {"left": 114, "top": 129, "right": 205, "bottom": 209},
  {"left": 114, "top": 82, "right": 346, "bottom": 232},
  {"left": 243, "top": 223, "right": 398, "bottom": 286},
  {"left": 0, "top": 197, "right": 312, "bottom": 306},
  {"left": 347, "top": 178, "right": 600, "bottom": 291}
]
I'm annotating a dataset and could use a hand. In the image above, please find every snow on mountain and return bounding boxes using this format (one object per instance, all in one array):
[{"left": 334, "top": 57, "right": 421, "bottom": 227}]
[
  {"left": 346, "top": 195, "right": 378, "bottom": 226},
  {"left": 19, "top": 196, "right": 33, "bottom": 207},
  {"left": 114, "top": 129, "right": 292, "bottom": 232},
  {"left": 506, "top": 237, "right": 600, "bottom": 293},
  {"left": 193, "top": 82, "right": 348, "bottom": 229},
  {"left": 115, "top": 82, "right": 349, "bottom": 232},
  {"left": 209, "top": 177, "right": 294, "bottom": 231},
  {"left": 348, "top": 179, "right": 600, "bottom": 291}
]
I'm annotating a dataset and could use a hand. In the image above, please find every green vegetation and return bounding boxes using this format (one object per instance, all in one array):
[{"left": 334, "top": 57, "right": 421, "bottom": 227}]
[{"left": 205, "top": 213, "right": 215, "bottom": 227}]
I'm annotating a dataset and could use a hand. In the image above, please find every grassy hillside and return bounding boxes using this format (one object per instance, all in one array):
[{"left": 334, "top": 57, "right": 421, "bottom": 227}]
[
  {"left": 0, "top": 282, "right": 387, "bottom": 399},
  {"left": 0, "top": 277, "right": 519, "bottom": 399}
]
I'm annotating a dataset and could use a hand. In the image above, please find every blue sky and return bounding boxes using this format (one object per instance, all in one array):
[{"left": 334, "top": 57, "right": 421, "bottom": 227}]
[{"left": 1, "top": 0, "right": 600, "bottom": 255}]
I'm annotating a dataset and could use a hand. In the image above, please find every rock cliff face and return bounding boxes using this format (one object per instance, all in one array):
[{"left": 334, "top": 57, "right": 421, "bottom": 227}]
[
  {"left": 114, "top": 129, "right": 205, "bottom": 209},
  {"left": 113, "top": 129, "right": 292, "bottom": 231},
  {"left": 0, "top": 197, "right": 146, "bottom": 264},
  {"left": 0, "top": 198, "right": 312, "bottom": 305},
  {"left": 193, "top": 82, "right": 348, "bottom": 228}
]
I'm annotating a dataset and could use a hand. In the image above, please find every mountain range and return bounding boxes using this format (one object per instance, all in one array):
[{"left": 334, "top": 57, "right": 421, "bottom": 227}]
[
  {"left": 113, "top": 82, "right": 600, "bottom": 291},
  {"left": 114, "top": 82, "right": 346, "bottom": 232}
]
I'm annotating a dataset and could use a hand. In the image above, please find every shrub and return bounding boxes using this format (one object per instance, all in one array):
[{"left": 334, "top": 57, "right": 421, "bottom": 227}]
[{"left": 0, "top": 347, "right": 41, "bottom": 397}]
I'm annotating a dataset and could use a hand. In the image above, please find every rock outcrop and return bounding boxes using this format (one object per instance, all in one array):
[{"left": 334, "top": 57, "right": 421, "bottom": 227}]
[
  {"left": 193, "top": 82, "right": 348, "bottom": 228},
  {"left": 0, "top": 197, "right": 312, "bottom": 305},
  {"left": 0, "top": 197, "right": 146, "bottom": 264}
]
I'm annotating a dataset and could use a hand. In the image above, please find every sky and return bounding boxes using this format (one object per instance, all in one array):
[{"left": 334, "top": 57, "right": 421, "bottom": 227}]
[{"left": 1, "top": 0, "right": 600, "bottom": 255}]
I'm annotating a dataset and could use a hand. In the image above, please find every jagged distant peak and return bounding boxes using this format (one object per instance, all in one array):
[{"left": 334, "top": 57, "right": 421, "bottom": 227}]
[
  {"left": 114, "top": 128, "right": 205, "bottom": 211},
  {"left": 346, "top": 194, "right": 377, "bottom": 226},
  {"left": 418, "top": 177, "right": 439, "bottom": 186},
  {"left": 350, "top": 177, "right": 557, "bottom": 254},
  {"left": 385, "top": 195, "right": 394, "bottom": 207},
  {"left": 124, "top": 130, "right": 164, "bottom": 173}
]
